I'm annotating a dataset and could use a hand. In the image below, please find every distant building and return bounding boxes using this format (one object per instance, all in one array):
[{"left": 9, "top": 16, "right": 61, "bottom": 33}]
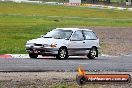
[{"left": 69, "top": 0, "right": 81, "bottom": 3}]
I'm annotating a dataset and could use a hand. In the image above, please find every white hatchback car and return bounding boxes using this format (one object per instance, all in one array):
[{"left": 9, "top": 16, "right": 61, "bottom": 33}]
[{"left": 26, "top": 28, "right": 100, "bottom": 59}]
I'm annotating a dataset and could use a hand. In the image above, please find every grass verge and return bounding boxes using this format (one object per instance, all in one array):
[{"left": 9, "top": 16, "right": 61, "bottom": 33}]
[{"left": 0, "top": 2, "right": 132, "bottom": 53}]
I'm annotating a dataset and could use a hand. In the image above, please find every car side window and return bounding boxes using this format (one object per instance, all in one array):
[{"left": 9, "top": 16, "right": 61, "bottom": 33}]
[
  {"left": 70, "top": 30, "right": 84, "bottom": 41},
  {"left": 83, "top": 31, "right": 97, "bottom": 40}
]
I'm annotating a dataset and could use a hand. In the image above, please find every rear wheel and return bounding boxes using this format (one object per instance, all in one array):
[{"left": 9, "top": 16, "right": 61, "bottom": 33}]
[
  {"left": 87, "top": 47, "right": 97, "bottom": 59},
  {"left": 29, "top": 53, "right": 38, "bottom": 58},
  {"left": 56, "top": 47, "right": 68, "bottom": 59}
]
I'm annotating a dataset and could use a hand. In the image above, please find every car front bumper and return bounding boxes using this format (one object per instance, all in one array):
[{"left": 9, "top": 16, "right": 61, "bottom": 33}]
[{"left": 26, "top": 45, "right": 59, "bottom": 55}]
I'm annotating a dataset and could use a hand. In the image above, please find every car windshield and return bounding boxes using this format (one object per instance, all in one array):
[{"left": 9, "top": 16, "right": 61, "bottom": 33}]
[{"left": 44, "top": 29, "right": 73, "bottom": 39}]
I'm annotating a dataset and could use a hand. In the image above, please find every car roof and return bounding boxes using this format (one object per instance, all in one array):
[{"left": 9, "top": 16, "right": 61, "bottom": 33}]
[{"left": 55, "top": 28, "right": 92, "bottom": 31}]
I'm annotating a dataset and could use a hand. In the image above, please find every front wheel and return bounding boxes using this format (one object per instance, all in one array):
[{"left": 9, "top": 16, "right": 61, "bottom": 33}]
[
  {"left": 56, "top": 47, "right": 68, "bottom": 59},
  {"left": 87, "top": 48, "right": 98, "bottom": 59},
  {"left": 29, "top": 53, "right": 38, "bottom": 58}
]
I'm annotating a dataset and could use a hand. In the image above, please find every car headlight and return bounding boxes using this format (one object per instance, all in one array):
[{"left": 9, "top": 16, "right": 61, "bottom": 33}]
[
  {"left": 50, "top": 43, "right": 57, "bottom": 48},
  {"left": 26, "top": 43, "right": 34, "bottom": 45}
]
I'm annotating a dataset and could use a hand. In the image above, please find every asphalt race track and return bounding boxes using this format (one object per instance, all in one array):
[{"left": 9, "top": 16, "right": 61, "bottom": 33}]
[{"left": 0, "top": 55, "right": 132, "bottom": 72}]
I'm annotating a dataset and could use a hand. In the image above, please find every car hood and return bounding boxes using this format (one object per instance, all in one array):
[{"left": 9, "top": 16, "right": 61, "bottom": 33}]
[{"left": 27, "top": 38, "right": 65, "bottom": 45}]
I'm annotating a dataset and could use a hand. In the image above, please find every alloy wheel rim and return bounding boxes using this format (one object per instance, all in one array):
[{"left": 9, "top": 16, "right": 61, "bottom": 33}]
[
  {"left": 60, "top": 49, "right": 66, "bottom": 58},
  {"left": 91, "top": 49, "right": 96, "bottom": 58}
]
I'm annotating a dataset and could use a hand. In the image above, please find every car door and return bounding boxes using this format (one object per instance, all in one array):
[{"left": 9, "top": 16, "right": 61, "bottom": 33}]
[{"left": 68, "top": 30, "right": 86, "bottom": 55}]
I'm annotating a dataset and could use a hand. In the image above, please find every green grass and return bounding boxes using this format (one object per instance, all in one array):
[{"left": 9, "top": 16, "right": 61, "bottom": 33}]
[{"left": 0, "top": 2, "right": 132, "bottom": 54}]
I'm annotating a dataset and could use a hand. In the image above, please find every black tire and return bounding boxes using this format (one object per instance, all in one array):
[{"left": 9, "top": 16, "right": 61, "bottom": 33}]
[
  {"left": 29, "top": 53, "right": 38, "bottom": 58},
  {"left": 76, "top": 75, "right": 86, "bottom": 85},
  {"left": 87, "top": 47, "right": 98, "bottom": 59},
  {"left": 56, "top": 47, "right": 68, "bottom": 59}
]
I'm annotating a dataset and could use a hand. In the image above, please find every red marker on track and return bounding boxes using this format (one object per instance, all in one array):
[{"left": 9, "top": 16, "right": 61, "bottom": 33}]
[{"left": 0, "top": 54, "right": 12, "bottom": 58}]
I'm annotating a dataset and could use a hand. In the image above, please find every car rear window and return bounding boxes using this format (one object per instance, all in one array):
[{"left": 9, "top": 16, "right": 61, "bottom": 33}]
[{"left": 83, "top": 31, "right": 97, "bottom": 40}]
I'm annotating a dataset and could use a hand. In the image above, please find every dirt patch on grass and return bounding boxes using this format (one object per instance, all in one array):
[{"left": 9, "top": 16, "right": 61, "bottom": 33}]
[{"left": 91, "top": 27, "right": 132, "bottom": 55}]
